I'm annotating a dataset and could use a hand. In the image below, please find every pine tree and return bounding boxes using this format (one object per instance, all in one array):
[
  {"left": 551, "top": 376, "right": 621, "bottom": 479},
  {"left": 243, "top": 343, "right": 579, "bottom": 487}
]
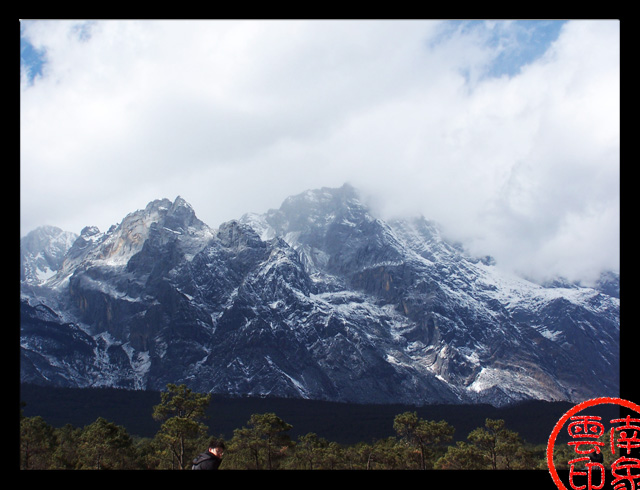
[
  {"left": 52, "top": 424, "right": 82, "bottom": 469},
  {"left": 77, "top": 417, "right": 135, "bottom": 469},
  {"left": 20, "top": 416, "right": 56, "bottom": 469},
  {"left": 435, "top": 441, "right": 489, "bottom": 469},
  {"left": 393, "top": 411, "right": 455, "bottom": 469},
  {"left": 152, "top": 383, "right": 211, "bottom": 469},
  {"left": 466, "top": 418, "right": 527, "bottom": 470},
  {"left": 291, "top": 432, "right": 327, "bottom": 470},
  {"left": 230, "top": 412, "right": 292, "bottom": 469}
]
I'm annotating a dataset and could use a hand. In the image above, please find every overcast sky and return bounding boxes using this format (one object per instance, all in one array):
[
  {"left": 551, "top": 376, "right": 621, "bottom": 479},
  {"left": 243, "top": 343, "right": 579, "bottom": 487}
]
[{"left": 20, "top": 20, "right": 619, "bottom": 285}]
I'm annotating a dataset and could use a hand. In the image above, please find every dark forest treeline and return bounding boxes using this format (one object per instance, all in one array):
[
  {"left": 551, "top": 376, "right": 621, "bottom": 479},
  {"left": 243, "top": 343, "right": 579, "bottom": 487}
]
[
  {"left": 20, "top": 383, "right": 600, "bottom": 471},
  {"left": 20, "top": 383, "right": 591, "bottom": 445}
]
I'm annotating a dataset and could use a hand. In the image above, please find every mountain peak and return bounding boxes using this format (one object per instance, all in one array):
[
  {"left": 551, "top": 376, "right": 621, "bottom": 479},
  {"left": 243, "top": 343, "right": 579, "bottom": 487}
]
[
  {"left": 163, "top": 196, "right": 203, "bottom": 232},
  {"left": 20, "top": 225, "right": 78, "bottom": 284},
  {"left": 279, "top": 183, "right": 358, "bottom": 207},
  {"left": 171, "top": 195, "right": 192, "bottom": 210},
  {"left": 80, "top": 225, "right": 101, "bottom": 236}
]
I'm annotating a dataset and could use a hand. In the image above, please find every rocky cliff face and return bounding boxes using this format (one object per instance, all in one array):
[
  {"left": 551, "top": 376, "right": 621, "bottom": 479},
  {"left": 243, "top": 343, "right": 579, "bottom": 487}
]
[{"left": 20, "top": 185, "right": 620, "bottom": 406}]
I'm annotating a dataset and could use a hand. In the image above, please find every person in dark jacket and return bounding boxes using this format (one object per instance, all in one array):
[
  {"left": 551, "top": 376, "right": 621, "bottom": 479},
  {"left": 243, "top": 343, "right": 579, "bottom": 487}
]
[
  {"left": 192, "top": 438, "right": 226, "bottom": 470},
  {"left": 589, "top": 450, "right": 604, "bottom": 465}
]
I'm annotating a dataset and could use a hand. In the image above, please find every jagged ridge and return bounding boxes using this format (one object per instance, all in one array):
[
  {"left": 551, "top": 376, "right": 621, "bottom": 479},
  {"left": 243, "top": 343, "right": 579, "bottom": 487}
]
[{"left": 20, "top": 185, "right": 620, "bottom": 406}]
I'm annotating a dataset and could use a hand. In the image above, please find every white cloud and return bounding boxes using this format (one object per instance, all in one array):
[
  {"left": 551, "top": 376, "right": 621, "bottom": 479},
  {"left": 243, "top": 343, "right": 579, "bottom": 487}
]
[{"left": 20, "top": 19, "right": 619, "bottom": 284}]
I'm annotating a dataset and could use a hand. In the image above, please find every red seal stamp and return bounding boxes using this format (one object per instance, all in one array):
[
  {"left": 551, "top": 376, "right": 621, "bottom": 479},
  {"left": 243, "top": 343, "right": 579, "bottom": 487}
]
[{"left": 547, "top": 397, "right": 640, "bottom": 490}]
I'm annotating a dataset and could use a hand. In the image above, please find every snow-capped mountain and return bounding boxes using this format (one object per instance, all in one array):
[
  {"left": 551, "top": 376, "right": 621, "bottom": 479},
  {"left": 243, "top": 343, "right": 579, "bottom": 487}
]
[
  {"left": 20, "top": 225, "right": 78, "bottom": 285},
  {"left": 20, "top": 184, "right": 620, "bottom": 406}
]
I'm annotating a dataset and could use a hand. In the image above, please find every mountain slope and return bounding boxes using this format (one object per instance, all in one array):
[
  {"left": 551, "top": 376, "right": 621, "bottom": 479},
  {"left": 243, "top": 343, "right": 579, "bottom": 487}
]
[{"left": 20, "top": 185, "right": 620, "bottom": 406}]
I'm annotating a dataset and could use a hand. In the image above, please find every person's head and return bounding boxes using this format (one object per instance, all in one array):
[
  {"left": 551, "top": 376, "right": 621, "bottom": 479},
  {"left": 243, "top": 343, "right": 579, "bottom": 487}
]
[
  {"left": 589, "top": 450, "right": 603, "bottom": 462},
  {"left": 208, "top": 438, "right": 225, "bottom": 458}
]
